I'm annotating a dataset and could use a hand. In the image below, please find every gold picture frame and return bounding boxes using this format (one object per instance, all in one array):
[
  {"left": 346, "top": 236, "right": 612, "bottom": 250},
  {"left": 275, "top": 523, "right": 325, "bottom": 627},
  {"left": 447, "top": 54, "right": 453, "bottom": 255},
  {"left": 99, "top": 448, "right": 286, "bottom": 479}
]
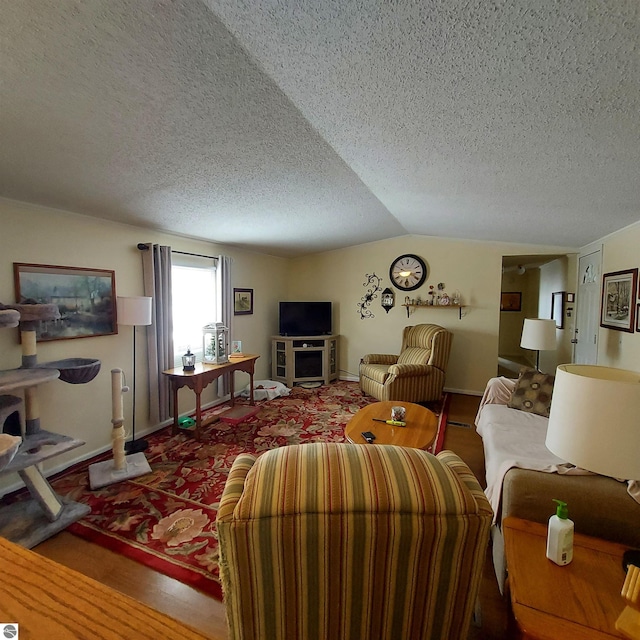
[{"left": 14, "top": 262, "right": 117, "bottom": 341}]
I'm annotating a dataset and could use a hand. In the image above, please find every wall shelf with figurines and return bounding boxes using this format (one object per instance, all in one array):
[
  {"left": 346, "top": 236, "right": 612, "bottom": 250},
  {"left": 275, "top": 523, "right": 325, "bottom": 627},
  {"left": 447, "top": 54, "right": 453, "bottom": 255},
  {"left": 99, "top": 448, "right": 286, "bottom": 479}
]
[{"left": 401, "top": 285, "right": 467, "bottom": 319}]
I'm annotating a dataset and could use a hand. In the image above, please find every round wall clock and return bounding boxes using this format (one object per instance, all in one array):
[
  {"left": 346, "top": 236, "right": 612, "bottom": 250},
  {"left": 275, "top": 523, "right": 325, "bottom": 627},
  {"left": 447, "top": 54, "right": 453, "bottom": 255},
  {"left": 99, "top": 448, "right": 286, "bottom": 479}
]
[{"left": 389, "top": 254, "right": 427, "bottom": 291}]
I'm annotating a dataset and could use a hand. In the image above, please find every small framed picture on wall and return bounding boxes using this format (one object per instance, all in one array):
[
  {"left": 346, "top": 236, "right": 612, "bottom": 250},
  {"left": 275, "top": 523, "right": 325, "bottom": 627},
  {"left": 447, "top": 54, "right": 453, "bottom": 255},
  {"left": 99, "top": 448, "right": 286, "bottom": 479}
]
[
  {"left": 233, "top": 288, "right": 253, "bottom": 315},
  {"left": 500, "top": 292, "right": 521, "bottom": 312}
]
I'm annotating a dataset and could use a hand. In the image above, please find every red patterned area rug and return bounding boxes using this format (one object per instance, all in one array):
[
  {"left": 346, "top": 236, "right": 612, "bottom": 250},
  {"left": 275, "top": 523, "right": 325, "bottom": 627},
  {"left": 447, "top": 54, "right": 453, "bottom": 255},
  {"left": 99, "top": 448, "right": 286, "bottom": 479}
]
[{"left": 50, "top": 382, "right": 449, "bottom": 600}]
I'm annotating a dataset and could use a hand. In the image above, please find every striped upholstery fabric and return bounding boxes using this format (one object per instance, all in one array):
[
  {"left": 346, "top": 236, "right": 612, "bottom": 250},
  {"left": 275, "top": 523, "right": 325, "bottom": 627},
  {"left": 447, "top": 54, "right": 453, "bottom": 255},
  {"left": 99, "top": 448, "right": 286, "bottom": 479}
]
[
  {"left": 359, "top": 324, "right": 453, "bottom": 403},
  {"left": 217, "top": 442, "right": 492, "bottom": 640}
]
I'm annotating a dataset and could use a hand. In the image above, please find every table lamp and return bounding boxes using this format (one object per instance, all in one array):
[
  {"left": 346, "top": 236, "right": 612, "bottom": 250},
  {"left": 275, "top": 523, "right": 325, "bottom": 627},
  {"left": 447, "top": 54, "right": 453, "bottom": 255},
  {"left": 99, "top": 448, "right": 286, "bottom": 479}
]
[
  {"left": 546, "top": 363, "right": 640, "bottom": 619},
  {"left": 117, "top": 296, "right": 153, "bottom": 454},
  {"left": 520, "top": 318, "right": 556, "bottom": 371}
]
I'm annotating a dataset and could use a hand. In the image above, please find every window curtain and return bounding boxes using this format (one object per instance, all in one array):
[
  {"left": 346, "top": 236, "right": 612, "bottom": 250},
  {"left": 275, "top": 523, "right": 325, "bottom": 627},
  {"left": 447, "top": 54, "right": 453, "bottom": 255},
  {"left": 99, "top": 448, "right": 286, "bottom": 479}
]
[
  {"left": 217, "top": 255, "right": 232, "bottom": 397},
  {"left": 140, "top": 243, "right": 173, "bottom": 423}
]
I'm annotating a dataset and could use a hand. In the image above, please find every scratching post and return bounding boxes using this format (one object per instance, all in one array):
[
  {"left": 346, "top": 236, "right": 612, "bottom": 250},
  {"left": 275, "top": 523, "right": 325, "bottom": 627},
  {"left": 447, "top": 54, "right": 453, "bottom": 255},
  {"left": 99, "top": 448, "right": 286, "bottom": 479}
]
[
  {"left": 88, "top": 368, "right": 151, "bottom": 489},
  {"left": 111, "top": 367, "right": 126, "bottom": 471}
]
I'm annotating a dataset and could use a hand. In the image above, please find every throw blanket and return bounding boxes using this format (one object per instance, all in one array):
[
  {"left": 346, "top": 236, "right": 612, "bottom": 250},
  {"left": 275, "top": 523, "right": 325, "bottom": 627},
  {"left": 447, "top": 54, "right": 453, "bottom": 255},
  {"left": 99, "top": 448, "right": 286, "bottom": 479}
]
[
  {"left": 476, "top": 377, "right": 640, "bottom": 522},
  {"left": 476, "top": 403, "right": 589, "bottom": 521}
]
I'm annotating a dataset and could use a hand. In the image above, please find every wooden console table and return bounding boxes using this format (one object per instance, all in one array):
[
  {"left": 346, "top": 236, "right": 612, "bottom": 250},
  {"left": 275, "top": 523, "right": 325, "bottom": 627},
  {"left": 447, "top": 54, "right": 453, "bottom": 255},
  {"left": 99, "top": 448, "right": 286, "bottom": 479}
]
[
  {"left": 504, "top": 516, "right": 627, "bottom": 639},
  {"left": 0, "top": 536, "right": 209, "bottom": 639},
  {"left": 163, "top": 354, "right": 259, "bottom": 440}
]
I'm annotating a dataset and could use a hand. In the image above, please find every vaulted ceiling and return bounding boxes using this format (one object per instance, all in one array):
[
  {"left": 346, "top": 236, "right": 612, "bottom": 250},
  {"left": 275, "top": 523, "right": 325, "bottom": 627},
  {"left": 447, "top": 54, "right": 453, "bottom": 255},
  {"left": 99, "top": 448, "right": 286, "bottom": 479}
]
[{"left": 2, "top": 1, "right": 639, "bottom": 257}]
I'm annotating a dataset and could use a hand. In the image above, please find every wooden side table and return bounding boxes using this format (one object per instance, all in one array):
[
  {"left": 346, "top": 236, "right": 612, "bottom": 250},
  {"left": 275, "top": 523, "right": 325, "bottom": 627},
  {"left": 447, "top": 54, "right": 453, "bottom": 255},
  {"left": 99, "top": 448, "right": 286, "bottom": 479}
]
[
  {"left": 503, "top": 516, "right": 628, "bottom": 639},
  {"left": 163, "top": 354, "right": 259, "bottom": 440}
]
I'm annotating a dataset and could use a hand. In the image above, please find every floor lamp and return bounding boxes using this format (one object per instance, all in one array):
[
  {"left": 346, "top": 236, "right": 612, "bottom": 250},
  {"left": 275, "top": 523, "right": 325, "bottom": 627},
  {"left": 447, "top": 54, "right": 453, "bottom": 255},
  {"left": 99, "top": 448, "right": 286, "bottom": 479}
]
[
  {"left": 520, "top": 318, "right": 556, "bottom": 371},
  {"left": 117, "top": 296, "right": 153, "bottom": 454}
]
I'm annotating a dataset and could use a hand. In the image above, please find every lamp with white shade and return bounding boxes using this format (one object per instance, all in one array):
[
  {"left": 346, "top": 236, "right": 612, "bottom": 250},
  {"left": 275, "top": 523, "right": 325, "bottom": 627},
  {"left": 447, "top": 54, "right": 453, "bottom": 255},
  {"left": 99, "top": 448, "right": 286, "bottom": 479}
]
[
  {"left": 117, "top": 296, "right": 152, "bottom": 454},
  {"left": 546, "top": 364, "right": 640, "bottom": 483},
  {"left": 520, "top": 318, "right": 557, "bottom": 371},
  {"left": 546, "top": 364, "right": 640, "bottom": 617}
]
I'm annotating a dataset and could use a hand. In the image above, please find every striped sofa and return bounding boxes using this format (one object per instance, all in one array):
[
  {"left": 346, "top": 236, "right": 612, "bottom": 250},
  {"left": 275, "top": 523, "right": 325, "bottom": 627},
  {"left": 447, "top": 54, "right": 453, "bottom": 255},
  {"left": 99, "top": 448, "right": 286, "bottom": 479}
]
[
  {"left": 217, "top": 442, "right": 492, "bottom": 640},
  {"left": 359, "top": 324, "right": 453, "bottom": 403}
]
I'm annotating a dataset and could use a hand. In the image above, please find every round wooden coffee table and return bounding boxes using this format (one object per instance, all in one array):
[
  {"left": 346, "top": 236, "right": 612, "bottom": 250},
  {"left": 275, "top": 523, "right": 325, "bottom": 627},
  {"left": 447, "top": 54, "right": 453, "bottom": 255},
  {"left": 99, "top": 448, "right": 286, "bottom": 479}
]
[{"left": 345, "top": 401, "right": 438, "bottom": 450}]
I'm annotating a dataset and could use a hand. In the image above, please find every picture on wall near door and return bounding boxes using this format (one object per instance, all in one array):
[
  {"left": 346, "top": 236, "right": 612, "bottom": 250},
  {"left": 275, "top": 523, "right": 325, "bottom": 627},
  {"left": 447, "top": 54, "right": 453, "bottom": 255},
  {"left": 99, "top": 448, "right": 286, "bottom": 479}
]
[
  {"left": 600, "top": 268, "right": 637, "bottom": 332},
  {"left": 233, "top": 288, "right": 253, "bottom": 315},
  {"left": 13, "top": 262, "right": 116, "bottom": 341}
]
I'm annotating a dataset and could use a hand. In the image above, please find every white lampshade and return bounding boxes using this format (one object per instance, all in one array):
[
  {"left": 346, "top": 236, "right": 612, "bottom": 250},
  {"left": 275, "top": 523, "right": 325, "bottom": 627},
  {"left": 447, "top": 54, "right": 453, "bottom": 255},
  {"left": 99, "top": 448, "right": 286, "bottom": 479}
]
[
  {"left": 520, "top": 318, "right": 557, "bottom": 351},
  {"left": 546, "top": 365, "right": 640, "bottom": 480},
  {"left": 117, "top": 296, "right": 152, "bottom": 327}
]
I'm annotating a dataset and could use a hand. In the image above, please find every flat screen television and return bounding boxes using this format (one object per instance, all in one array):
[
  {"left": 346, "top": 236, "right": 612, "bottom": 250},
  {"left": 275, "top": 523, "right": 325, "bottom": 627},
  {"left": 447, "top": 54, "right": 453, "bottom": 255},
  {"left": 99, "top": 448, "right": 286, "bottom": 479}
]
[{"left": 279, "top": 301, "right": 332, "bottom": 336}]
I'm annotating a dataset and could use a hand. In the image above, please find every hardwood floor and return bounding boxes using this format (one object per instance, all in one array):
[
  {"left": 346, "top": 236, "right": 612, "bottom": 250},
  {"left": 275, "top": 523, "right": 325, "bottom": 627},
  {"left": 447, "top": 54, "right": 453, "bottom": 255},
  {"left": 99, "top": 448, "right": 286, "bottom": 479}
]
[
  {"left": 442, "top": 394, "right": 511, "bottom": 639},
  {"left": 33, "top": 392, "right": 510, "bottom": 639}
]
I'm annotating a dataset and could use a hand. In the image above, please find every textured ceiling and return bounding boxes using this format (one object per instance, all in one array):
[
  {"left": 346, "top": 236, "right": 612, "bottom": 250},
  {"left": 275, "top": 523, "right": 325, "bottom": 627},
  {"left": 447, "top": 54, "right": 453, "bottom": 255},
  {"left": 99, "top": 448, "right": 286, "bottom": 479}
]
[{"left": 1, "top": 1, "right": 639, "bottom": 257}]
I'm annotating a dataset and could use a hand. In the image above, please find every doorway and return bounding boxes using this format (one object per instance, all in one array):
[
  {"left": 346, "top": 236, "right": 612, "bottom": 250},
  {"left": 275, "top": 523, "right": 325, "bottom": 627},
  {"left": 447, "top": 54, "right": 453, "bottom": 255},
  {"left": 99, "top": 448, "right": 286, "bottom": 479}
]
[
  {"left": 498, "top": 254, "right": 569, "bottom": 376},
  {"left": 574, "top": 250, "right": 601, "bottom": 364}
]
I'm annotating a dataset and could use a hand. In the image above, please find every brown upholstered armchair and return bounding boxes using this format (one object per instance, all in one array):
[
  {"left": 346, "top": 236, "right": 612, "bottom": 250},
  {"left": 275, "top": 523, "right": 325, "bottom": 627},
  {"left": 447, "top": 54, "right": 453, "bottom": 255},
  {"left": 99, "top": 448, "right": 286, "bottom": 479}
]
[
  {"left": 217, "top": 442, "right": 492, "bottom": 640},
  {"left": 359, "top": 324, "right": 453, "bottom": 403}
]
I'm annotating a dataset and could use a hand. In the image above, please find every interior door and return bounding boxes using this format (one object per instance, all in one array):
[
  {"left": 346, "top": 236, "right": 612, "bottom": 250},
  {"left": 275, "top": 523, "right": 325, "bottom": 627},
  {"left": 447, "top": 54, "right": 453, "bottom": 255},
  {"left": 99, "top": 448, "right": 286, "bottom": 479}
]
[{"left": 574, "top": 250, "right": 601, "bottom": 364}]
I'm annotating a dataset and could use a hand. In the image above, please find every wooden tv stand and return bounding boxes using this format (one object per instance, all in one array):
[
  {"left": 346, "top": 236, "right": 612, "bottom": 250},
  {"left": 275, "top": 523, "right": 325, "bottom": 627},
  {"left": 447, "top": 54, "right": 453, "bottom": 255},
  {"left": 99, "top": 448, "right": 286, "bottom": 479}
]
[{"left": 272, "top": 335, "right": 339, "bottom": 387}]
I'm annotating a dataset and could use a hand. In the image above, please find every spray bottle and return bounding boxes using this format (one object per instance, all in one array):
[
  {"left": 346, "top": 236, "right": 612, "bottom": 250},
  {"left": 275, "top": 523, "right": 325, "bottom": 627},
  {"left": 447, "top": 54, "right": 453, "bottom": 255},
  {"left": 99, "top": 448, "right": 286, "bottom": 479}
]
[{"left": 546, "top": 498, "right": 574, "bottom": 566}]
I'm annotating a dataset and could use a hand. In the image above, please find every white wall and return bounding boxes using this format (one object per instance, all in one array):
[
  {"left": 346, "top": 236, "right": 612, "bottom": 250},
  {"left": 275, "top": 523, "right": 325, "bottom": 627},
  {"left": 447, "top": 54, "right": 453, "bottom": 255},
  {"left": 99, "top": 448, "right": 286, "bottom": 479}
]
[
  {"left": 592, "top": 221, "right": 640, "bottom": 370},
  {"left": 0, "top": 199, "right": 288, "bottom": 491},
  {"left": 538, "top": 255, "right": 577, "bottom": 373},
  {"left": 287, "top": 235, "right": 576, "bottom": 395}
]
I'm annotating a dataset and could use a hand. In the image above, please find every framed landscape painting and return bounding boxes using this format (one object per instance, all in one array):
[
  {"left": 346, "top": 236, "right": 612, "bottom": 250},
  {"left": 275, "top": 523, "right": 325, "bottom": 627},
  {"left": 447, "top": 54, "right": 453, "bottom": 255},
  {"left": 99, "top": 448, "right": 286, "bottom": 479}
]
[
  {"left": 14, "top": 263, "right": 116, "bottom": 341},
  {"left": 233, "top": 288, "right": 253, "bottom": 315},
  {"left": 600, "top": 268, "right": 637, "bottom": 332}
]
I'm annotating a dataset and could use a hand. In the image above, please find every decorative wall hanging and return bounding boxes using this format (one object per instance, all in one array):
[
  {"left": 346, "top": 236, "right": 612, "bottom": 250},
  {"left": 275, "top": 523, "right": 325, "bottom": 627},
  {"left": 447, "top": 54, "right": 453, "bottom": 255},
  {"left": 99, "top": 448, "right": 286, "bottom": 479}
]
[
  {"left": 358, "top": 273, "right": 382, "bottom": 319},
  {"left": 381, "top": 288, "right": 395, "bottom": 313},
  {"left": 13, "top": 262, "right": 116, "bottom": 341},
  {"left": 600, "top": 269, "right": 637, "bottom": 332}
]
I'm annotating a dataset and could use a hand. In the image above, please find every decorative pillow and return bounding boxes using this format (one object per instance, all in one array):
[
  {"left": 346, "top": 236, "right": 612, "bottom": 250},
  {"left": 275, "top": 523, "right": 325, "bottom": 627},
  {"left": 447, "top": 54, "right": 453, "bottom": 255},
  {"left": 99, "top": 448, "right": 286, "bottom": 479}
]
[
  {"left": 507, "top": 370, "right": 555, "bottom": 417},
  {"left": 397, "top": 347, "right": 430, "bottom": 365}
]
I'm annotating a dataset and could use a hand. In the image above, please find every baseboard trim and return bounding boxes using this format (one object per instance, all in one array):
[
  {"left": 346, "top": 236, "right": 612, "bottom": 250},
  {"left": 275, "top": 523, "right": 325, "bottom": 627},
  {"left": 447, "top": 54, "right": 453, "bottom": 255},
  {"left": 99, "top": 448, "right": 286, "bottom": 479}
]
[{"left": 444, "top": 387, "right": 483, "bottom": 397}]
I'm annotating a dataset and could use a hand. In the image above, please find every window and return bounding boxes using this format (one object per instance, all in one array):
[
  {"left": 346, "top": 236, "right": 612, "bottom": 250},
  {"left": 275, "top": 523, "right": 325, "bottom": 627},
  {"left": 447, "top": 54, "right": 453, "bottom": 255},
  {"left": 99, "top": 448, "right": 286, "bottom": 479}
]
[{"left": 171, "top": 261, "right": 217, "bottom": 367}]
